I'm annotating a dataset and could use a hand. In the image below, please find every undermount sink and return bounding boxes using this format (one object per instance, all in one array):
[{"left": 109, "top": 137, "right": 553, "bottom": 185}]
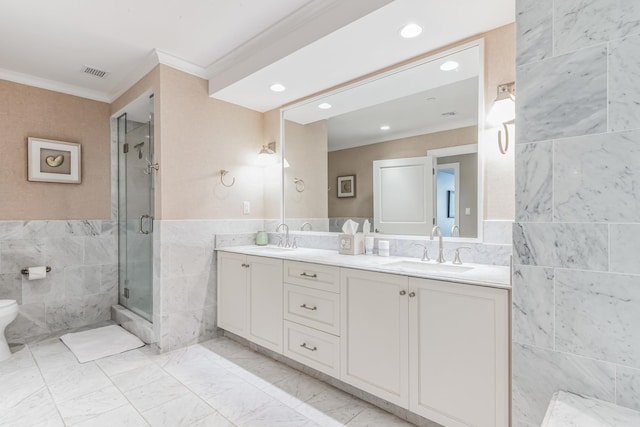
[{"left": 384, "top": 260, "right": 474, "bottom": 274}]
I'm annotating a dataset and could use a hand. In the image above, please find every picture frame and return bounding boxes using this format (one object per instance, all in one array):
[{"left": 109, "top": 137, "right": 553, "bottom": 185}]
[
  {"left": 27, "top": 137, "right": 81, "bottom": 184},
  {"left": 337, "top": 175, "right": 356, "bottom": 198}
]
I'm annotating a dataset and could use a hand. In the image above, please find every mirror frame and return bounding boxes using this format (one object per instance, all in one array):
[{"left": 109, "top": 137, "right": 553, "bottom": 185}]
[{"left": 279, "top": 38, "right": 485, "bottom": 243}]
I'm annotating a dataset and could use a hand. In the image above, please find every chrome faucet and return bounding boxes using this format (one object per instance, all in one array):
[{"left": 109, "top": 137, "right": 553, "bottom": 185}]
[
  {"left": 300, "top": 222, "right": 312, "bottom": 231},
  {"left": 276, "top": 223, "right": 290, "bottom": 248},
  {"left": 430, "top": 225, "right": 445, "bottom": 263},
  {"left": 450, "top": 225, "right": 460, "bottom": 237}
]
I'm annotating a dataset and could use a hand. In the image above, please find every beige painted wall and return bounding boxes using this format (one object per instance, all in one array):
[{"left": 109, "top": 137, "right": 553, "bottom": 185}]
[
  {"left": 482, "top": 24, "right": 515, "bottom": 220},
  {"left": 158, "top": 66, "right": 265, "bottom": 220},
  {"left": 328, "top": 126, "right": 477, "bottom": 218},
  {"left": 284, "top": 120, "right": 328, "bottom": 219},
  {"left": 262, "top": 109, "right": 282, "bottom": 221},
  {"left": 0, "top": 79, "right": 111, "bottom": 220},
  {"left": 436, "top": 153, "right": 478, "bottom": 237}
]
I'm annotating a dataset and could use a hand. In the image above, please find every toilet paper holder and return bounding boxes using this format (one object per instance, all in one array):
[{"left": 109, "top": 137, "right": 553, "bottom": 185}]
[{"left": 20, "top": 266, "right": 52, "bottom": 275}]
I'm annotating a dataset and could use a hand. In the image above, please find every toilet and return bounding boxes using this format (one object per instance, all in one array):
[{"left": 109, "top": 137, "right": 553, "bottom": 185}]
[{"left": 0, "top": 300, "right": 19, "bottom": 362}]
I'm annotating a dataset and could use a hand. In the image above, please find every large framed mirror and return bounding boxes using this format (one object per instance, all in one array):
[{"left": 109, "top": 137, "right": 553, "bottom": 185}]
[{"left": 281, "top": 40, "right": 484, "bottom": 240}]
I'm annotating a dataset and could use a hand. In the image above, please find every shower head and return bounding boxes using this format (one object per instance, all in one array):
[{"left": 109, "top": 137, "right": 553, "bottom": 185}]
[{"left": 134, "top": 142, "right": 145, "bottom": 159}]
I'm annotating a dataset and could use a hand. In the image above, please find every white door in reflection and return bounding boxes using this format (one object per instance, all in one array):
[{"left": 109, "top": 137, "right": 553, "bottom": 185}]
[{"left": 373, "top": 156, "right": 434, "bottom": 235}]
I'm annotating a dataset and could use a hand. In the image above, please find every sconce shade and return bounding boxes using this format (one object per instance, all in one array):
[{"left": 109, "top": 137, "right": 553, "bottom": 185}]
[
  {"left": 257, "top": 142, "right": 276, "bottom": 165},
  {"left": 487, "top": 82, "right": 515, "bottom": 127}
]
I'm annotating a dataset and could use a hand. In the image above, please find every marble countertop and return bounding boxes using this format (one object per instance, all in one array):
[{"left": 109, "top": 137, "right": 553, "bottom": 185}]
[
  {"left": 542, "top": 391, "right": 640, "bottom": 426},
  {"left": 217, "top": 245, "right": 511, "bottom": 289}
]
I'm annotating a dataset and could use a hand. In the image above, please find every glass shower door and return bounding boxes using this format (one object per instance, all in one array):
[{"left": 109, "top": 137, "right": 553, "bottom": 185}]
[{"left": 117, "top": 102, "right": 154, "bottom": 322}]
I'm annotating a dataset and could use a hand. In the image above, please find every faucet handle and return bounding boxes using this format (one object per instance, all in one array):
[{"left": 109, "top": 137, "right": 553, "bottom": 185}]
[
  {"left": 277, "top": 237, "right": 283, "bottom": 248},
  {"left": 292, "top": 238, "right": 298, "bottom": 249},
  {"left": 412, "top": 243, "right": 430, "bottom": 261},
  {"left": 453, "top": 247, "right": 472, "bottom": 265}
]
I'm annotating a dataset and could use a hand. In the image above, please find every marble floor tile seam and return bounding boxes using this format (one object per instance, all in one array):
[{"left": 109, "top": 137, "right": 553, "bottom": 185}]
[
  {"left": 11, "top": 361, "right": 67, "bottom": 426},
  {"left": 26, "top": 346, "right": 150, "bottom": 426},
  {"left": 4, "top": 337, "right": 417, "bottom": 427}
]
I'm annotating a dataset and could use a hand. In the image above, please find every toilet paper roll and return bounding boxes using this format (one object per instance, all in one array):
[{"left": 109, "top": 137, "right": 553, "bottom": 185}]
[{"left": 27, "top": 266, "right": 47, "bottom": 281}]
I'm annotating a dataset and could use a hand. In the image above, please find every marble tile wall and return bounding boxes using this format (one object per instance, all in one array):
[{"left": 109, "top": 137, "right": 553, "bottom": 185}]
[
  {"left": 0, "top": 220, "right": 118, "bottom": 343},
  {"left": 514, "top": 0, "right": 640, "bottom": 424},
  {"left": 154, "top": 219, "right": 264, "bottom": 352}
]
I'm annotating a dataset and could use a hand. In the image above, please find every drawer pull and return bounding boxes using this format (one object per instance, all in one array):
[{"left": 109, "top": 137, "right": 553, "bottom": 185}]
[
  {"left": 300, "top": 303, "right": 317, "bottom": 311},
  {"left": 300, "top": 272, "right": 318, "bottom": 278},
  {"left": 300, "top": 343, "right": 317, "bottom": 352}
]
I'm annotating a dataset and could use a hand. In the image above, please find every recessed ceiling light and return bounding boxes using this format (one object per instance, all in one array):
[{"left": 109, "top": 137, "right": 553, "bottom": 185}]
[
  {"left": 399, "top": 23, "right": 422, "bottom": 39},
  {"left": 270, "top": 83, "right": 286, "bottom": 92},
  {"left": 440, "top": 61, "right": 459, "bottom": 71},
  {"left": 318, "top": 103, "right": 332, "bottom": 110},
  {"left": 380, "top": 125, "right": 391, "bottom": 130}
]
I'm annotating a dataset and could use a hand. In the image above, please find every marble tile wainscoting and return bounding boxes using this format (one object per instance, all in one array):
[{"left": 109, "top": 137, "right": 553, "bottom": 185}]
[
  {"left": 153, "top": 220, "right": 266, "bottom": 352},
  {"left": 514, "top": 0, "right": 640, "bottom": 425},
  {"left": 0, "top": 220, "right": 118, "bottom": 343}
]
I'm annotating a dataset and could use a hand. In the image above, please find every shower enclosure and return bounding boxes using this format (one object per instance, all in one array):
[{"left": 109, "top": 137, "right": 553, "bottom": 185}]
[{"left": 117, "top": 95, "right": 155, "bottom": 322}]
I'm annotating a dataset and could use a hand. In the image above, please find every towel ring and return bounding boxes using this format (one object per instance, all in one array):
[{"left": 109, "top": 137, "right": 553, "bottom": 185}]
[
  {"left": 294, "top": 178, "right": 305, "bottom": 192},
  {"left": 220, "top": 169, "right": 235, "bottom": 187}
]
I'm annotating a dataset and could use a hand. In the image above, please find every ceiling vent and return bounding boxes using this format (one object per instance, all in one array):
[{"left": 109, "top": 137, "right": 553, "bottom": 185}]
[{"left": 81, "top": 65, "right": 109, "bottom": 79}]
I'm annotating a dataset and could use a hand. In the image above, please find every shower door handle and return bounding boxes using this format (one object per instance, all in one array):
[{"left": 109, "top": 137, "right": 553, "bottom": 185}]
[{"left": 139, "top": 214, "right": 153, "bottom": 234}]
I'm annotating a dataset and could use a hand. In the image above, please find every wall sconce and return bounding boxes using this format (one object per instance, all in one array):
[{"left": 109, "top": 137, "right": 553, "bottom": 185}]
[
  {"left": 257, "top": 141, "right": 277, "bottom": 166},
  {"left": 487, "top": 82, "right": 515, "bottom": 155}
]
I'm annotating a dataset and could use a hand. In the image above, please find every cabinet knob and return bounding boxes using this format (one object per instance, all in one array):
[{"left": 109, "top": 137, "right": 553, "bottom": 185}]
[
  {"left": 409, "top": 292, "right": 416, "bottom": 298},
  {"left": 399, "top": 290, "right": 406, "bottom": 296}
]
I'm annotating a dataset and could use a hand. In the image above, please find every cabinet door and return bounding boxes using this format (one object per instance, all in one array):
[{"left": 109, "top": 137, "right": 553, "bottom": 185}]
[
  {"left": 409, "top": 278, "right": 509, "bottom": 427},
  {"left": 340, "top": 268, "right": 409, "bottom": 407},
  {"left": 217, "top": 252, "right": 248, "bottom": 337},
  {"left": 247, "top": 255, "right": 283, "bottom": 353}
]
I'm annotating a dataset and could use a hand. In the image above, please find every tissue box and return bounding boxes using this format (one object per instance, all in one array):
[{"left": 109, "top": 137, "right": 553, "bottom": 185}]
[{"left": 338, "top": 233, "right": 364, "bottom": 255}]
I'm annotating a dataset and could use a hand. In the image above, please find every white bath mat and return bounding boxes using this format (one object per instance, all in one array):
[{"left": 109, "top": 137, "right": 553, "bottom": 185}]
[{"left": 60, "top": 325, "right": 145, "bottom": 363}]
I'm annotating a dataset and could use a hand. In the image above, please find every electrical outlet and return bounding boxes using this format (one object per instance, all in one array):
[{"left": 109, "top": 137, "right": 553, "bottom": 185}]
[
  {"left": 465, "top": 207, "right": 471, "bottom": 215},
  {"left": 243, "top": 201, "right": 250, "bottom": 215}
]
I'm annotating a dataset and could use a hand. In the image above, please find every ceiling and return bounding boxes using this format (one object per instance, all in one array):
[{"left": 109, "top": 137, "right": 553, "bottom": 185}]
[{"left": 0, "top": 0, "right": 514, "bottom": 110}]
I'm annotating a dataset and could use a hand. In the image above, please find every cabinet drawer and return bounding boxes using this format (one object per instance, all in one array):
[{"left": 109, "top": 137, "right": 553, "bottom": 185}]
[
  {"left": 284, "top": 261, "right": 340, "bottom": 293},
  {"left": 284, "top": 284, "right": 340, "bottom": 335},
  {"left": 284, "top": 320, "right": 340, "bottom": 378}
]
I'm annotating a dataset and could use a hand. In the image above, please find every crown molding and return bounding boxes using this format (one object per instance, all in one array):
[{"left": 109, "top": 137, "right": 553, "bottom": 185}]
[
  {"left": 206, "top": 0, "right": 393, "bottom": 95},
  {"left": 155, "top": 49, "right": 208, "bottom": 79},
  {"left": 0, "top": 67, "right": 111, "bottom": 103},
  {"left": 106, "top": 50, "right": 163, "bottom": 103}
]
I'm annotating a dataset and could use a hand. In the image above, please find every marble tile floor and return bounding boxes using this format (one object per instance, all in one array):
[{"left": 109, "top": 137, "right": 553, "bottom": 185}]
[{"left": 0, "top": 335, "right": 415, "bottom": 427}]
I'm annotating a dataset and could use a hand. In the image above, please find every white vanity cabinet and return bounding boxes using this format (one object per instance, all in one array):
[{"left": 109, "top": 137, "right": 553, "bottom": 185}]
[
  {"left": 217, "top": 252, "right": 283, "bottom": 353},
  {"left": 340, "top": 268, "right": 509, "bottom": 427},
  {"left": 340, "top": 268, "right": 410, "bottom": 407},
  {"left": 408, "top": 278, "right": 509, "bottom": 427}
]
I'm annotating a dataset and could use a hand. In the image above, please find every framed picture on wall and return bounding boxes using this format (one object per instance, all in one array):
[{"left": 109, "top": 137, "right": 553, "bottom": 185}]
[
  {"left": 337, "top": 175, "right": 356, "bottom": 198},
  {"left": 27, "top": 137, "right": 81, "bottom": 184}
]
